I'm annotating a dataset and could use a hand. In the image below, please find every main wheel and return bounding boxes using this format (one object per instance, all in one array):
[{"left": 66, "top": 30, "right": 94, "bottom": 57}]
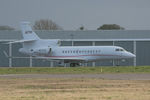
[
  {"left": 70, "top": 63, "right": 75, "bottom": 67},
  {"left": 70, "top": 63, "right": 80, "bottom": 67}
]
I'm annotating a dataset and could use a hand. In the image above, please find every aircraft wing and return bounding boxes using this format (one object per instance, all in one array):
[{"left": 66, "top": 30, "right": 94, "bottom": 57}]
[
  {"left": 3, "top": 50, "right": 86, "bottom": 62},
  {"left": 5, "top": 39, "right": 36, "bottom": 44},
  {"left": 33, "top": 56, "right": 86, "bottom": 62}
]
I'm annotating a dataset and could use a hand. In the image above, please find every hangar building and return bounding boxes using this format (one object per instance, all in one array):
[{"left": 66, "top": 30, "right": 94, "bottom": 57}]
[{"left": 0, "top": 30, "right": 150, "bottom": 67}]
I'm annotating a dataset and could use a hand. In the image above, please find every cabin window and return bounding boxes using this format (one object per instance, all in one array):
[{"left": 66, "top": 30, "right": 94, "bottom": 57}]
[
  {"left": 73, "top": 51, "right": 75, "bottom": 53},
  {"left": 85, "top": 50, "right": 87, "bottom": 53},
  {"left": 93, "top": 50, "right": 95, "bottom": 53},
  {"left": 90, "top": 50, "right": 92, "bottom": 53},
  {"left": 96, "top": 50, "right": 98, "bottom": 53},
  {"left": 79, "top": 51, "right": 81, "bottom": 53},
  {"left": 82, "top": 50, "right": 84, "bottom": 53},
  {"left": 76, "top": 50, "right": 78, "bottom": 53}
]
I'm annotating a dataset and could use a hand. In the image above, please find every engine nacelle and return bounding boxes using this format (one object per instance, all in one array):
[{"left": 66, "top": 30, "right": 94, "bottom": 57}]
[
  {"left": 19, "top": 47, "right": 52, "bottom": 56},
  {"left": 33, "top": 48, "right": 52, "bottom": 55}
]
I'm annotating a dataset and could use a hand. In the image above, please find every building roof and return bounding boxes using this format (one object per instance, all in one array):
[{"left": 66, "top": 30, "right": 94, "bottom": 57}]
[{"left": 0, "top": 30, "right": 150, "bottom": 41}]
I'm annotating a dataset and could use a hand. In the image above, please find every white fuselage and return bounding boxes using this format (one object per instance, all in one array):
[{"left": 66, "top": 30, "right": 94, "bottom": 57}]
[
  {"left": 20, "top": 45, "right": 135, "bottom": 63},
  {"left": 48, "top": 46, "right": 135, "bottom": 61}
]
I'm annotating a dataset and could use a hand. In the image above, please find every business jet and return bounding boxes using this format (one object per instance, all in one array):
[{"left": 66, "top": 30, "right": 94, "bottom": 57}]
[{"left": 7, "top": 22, "right": 135, "bottom": 67}]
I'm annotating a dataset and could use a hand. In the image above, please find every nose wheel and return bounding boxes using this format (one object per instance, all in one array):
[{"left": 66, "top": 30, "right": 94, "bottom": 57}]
[{"left": 116, "top": 60, "right": 120, "bottom": 66}]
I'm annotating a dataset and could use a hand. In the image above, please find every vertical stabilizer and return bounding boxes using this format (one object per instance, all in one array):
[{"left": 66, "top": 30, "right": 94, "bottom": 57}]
[{"left": 20, "top": 22, "right": 40, "bottom": 40}]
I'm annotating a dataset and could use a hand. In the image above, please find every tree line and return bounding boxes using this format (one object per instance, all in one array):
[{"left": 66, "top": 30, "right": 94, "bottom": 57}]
[{"left": 0, "top": 19, "right": 125, "bottom": 30}]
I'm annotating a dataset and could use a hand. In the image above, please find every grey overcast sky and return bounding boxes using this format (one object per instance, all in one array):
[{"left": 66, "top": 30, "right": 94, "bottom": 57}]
[{"left": 0, "top": 0, "right": 150, "bottom": 30}]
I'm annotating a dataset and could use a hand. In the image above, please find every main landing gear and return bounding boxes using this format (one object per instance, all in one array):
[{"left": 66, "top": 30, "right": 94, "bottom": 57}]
[{"left": 70, "top": 63, "right": 80, "bottom": 67}]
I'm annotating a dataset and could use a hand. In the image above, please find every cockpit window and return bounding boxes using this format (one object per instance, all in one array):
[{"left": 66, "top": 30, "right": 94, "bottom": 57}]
[
  {"left": 115, "top": 49, "right": 120, "bottom": 51},
  {"left": 115, "top": 48, "right": 124, "bottom": 51},
  {"left": 120, "top": 49, "right": 124, "bottom": 51}
]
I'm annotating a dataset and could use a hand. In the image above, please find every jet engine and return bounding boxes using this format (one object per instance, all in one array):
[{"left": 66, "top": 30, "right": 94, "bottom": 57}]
[
  {"left": 33, "top": 48, "right": 52, "bottom": 55},
  {"left": 19, "top": 47, "right": 52, "bottom": 56}
]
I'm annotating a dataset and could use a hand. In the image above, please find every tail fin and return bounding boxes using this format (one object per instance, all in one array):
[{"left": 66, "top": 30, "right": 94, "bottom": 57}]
[{"left": 20, "top": 22, "right": 40, "bottom": 40}]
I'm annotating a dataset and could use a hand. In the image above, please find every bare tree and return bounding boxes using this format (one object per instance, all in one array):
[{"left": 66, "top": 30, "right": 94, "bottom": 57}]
[
  {"left": 33, "top": 19, "right": 62, "bottom": 30},
  {"left": 0, "top": 26, "right": 15, "bottom": 30}
]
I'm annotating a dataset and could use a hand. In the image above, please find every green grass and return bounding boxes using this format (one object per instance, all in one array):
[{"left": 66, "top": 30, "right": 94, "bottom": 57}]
[{"left": 0, "top": 66, "right": 150, "bottom": 74}]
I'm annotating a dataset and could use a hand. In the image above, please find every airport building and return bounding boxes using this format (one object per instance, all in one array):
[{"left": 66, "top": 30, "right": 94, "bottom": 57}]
[{"left": 0, "top": 30, "right": 150, "bottom": 67}]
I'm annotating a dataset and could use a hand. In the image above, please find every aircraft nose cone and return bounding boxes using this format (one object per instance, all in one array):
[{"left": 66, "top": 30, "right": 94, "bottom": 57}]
[{"left": 128, "top": 52, "right": 136, "bottom": 58}]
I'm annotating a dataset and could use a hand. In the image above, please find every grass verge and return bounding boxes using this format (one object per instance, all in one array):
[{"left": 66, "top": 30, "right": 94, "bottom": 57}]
[{"left": 0, "top": 66, "right": 150, "bottom": 74}]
